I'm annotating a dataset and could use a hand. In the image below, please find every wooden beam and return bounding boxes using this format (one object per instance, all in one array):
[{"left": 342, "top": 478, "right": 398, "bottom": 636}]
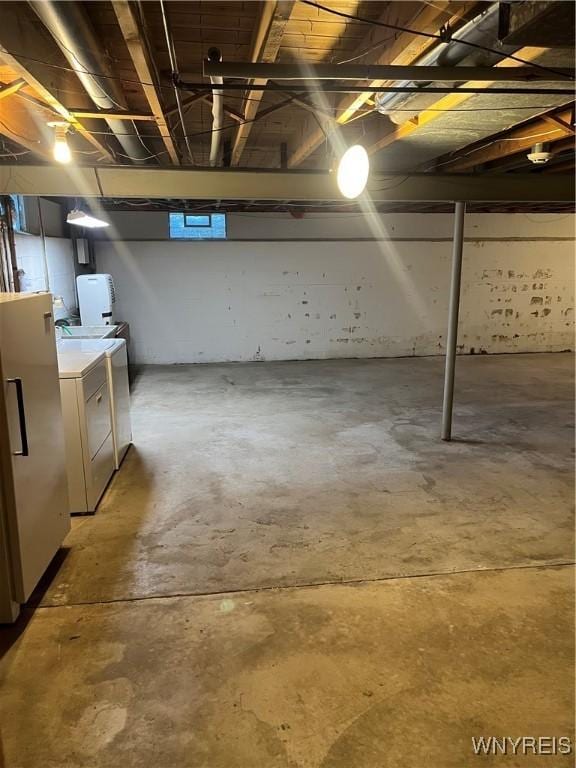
[
  {"left": 367, "top": 47, "right": 557, "bottom": 157},
  {"left": 0, "top": 93, "right": 52, "bottom": 159},
  {"left": 268, "top": 82, "right": 336, "bottom": 120},
  {"left": 164, "top": 92, "right": 243, "bottom": 123},
  {"left": 231, "top": 1, "right": 294, "bottom": 166},
  {"left": 112, "top": 1, "right": 180, "bottom": 165},
  {"left": 0, "top": 2, "right": 115, "bottom": 162},
  {"left": 0, "top": 52, "right": 114, "bottom": 162},
  {"left": 482, "top": 135, "right": 575, "bottom": 173},
  {"left": 0, "top": 79, "right": 26, "bottom": 101},
  {"left": 164, "top": 93, "right": 205, "bottom": 119},
  {"left": 541, "top": 112, "right": 575, "bottom": 136},
  {"left": 432, "top": 104, "right": 575, "bottom": 172},
  {"left": 288, "top": 1, "right": 468, "bottom": 168},
  {"left": 203, "top": 98, "right": 243, "bottom": 123},
  {"left": 70, "top": 110, "right": 157, "bottom": 121}
]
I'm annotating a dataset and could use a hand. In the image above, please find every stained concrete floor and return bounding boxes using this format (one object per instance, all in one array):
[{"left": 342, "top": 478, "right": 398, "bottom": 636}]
[{"left": 0, "top": 353, "right": 574, "bottom": 767}]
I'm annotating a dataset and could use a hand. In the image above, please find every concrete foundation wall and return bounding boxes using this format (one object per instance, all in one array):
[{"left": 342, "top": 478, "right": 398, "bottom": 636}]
[
  {"left": 15, "top": 235, "right": 78, "bottom": 313},
  {"left": 95, "top": 213, "right": 575, "bottom": 364}
]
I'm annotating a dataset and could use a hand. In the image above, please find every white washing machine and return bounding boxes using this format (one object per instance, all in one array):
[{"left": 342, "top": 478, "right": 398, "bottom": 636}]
[
  {"left": 104, "top": 338, "right": 132, "bottom": 469},
  {"left": 58, "top": 338, "right": 132, "bottom": 474},
  {"left": 57, "top": 342, "right": 115, "bottom": 513}
]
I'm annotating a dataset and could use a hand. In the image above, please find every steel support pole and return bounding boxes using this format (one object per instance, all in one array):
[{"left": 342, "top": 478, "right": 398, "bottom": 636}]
[{"left": 441, "top": 201, "right": 466, "bottom": 441}]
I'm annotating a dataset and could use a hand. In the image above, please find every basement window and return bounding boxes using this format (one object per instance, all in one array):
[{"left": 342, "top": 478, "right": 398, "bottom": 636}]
[
  {"left": 9, "top": 195, "right": 29, "bottom": 234},
  {"left": 169, "top": 212, "right": 227, "bottom": 240}
]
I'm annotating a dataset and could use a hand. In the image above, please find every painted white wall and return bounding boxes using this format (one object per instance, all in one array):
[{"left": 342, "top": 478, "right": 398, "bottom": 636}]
[
  {"left": 15, "top": 234, "right": 77, "bottom": 313},
  {"left": 95, "top": 213, "right": 575, "bottom": 364}
]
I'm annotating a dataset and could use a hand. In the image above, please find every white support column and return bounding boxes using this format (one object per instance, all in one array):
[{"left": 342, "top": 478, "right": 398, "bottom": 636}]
[{"left": 441, "top": 201, "right": 466, "bottom": 441}]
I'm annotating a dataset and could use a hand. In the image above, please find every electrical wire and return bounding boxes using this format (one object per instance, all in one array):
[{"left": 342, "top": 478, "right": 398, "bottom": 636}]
[
  {"left": 0, "top": 150, "right": 31, "bottom": 158},
  {"left": 0, "top": 48, "right": 569, "bottom": 130},
  {"left": 115, "top": 149, "right": 170, "bottom": 161},
  {"left": 0, "top": 47, "right": 572, "bottom": 100},
  {"left": 159, "top": 0, "right": 193, "bottom": 163},
  {"left": 427, "top": 127, "right": 569, "bottom": 171},
  {"left": 335, "top": 35, "right": 397, "bottom": 65},
  {"left": 62, "top": 108, "right": 574, "bottom": 142},
  {"left": 0, "top": 118, "right": 41, "bottom": 144},
  {"left": 300, "top": 0, "right": 575, "bottom": 81}
]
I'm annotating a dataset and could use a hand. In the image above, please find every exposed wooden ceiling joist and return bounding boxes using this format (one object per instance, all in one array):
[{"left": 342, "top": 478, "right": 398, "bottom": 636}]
[
  {"left": 0, "top": 48, "right": 114, "bottom": 162},
  {"left": 0, "top": 3, "right": 115, "bottom": 163},
  {"left": 231, "top": 0, "right": 295, "bottom": 167},
  {"left": 367, "top": 47, "right": 554, "bottom": 157},
  {"left": 70, "top": 110, "right": 157, "bottom": 122},
  {"left": 435, "top": 103, "right": 575, "bottom": 172},
  {"left": 287, "top": 1, "right": 470, "bottom": 168},
  {"left": 112, "top": 0, "right": 180, "bottom": 165},
  {"left": 0, "top": 78, "right": 26, "bottom": 101},
  {"left": 0, "top": 91, "right": 52, "bottom": 160}
]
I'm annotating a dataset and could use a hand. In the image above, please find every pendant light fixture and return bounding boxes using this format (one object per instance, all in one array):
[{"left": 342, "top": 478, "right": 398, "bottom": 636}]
[
  {"left": 337, "top": 145, "right": 369, "bottom": 199},
  {"left": 67, "top": 209, "right": 110, "bottom": 229},
  {"left": 49, "top": 122, "right": 72, "bottom": 164}
]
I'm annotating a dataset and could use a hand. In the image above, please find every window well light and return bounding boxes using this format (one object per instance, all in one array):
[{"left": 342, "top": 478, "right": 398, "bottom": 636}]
[
  {"left": 51, "top": 123, "right": 71, "bottom": 164},
  {"left": 337, "top": 145, "right": 369, "bottom": 199},
  {"left": 67, "top": 209, "right": 109, "bottom": 229}
]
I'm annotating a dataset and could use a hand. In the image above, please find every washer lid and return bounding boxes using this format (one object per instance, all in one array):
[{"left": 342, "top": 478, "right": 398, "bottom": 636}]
[
  {"left": 57, "top": 337, "right": 125, "bottom": 358},
  {"left": 57, "top": 343, "right": 108, "bottom": 378}
]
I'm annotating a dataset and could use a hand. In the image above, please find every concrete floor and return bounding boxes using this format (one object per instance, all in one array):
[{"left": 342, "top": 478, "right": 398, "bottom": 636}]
[{"left": 0, "top": 353, "right": 574, "bottom": 766}]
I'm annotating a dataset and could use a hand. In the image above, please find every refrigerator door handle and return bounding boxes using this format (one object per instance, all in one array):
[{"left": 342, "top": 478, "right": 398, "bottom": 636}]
[{"left": 6, "top": 378, "right": 29, "bottom": 457}]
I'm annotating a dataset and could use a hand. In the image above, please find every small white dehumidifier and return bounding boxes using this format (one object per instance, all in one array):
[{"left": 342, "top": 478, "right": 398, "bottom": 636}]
[{"left": 77, "top": 274, "right": 116, "bottom": 325}]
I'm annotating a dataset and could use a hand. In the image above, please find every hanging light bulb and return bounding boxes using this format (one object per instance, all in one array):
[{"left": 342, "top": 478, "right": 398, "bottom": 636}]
[
  {"left": 51, "top": 123, "right": 71, "bottom": 164},
  {"left": 337, "top": 145, "right": 369, "bottom": 199}
]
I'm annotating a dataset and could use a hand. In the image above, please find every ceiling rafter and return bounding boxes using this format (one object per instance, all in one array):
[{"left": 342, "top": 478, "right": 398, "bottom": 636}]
[
  {"left": 367, "top": 47, "right": 558, "bottom": 157},
  {"left": 0, "top": 78, "right": 26, "bottom": 101},
  {"left": 164, "top": 92, "right": 243, "bottom": 123},
  {"left": 0, "top": 53, "right": 114, "bottom": 162},
  {"left": 541, "top": 112, "right": 575, "bottom": 136},
  {"left": 0, "top": 93, "right": 52, "bottom": 160},
  {"left": 287, "top": 1, "right": 470, "bottom": 169},
  {"left": 433, "top": 103, "right": 575, "bottom": 172},
  {"left": 112, "top": 0, "right": 180, "bottom": 165},
  {"left": 231, "top": 0, "right": 295, "bottom": 167},
  {"left": 481, "top": 135, "right": 575, "bottom": 173},
  {"left": 70, "top": 110, "right": 157, "bottom": 122}
]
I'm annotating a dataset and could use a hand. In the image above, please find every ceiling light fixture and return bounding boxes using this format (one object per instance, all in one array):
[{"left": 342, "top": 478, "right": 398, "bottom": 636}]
[
  {"left": 67, "top": 209, "right": 110, "bottom": 229},
  {"left": 527, "top": 142, "right": 552, "bottom": 165},
  {"left": 337, "top": 145, "right": 369, "bottom": 199},
  {"left": 49, "top": 122, "right": 72, "bottom": 164}
]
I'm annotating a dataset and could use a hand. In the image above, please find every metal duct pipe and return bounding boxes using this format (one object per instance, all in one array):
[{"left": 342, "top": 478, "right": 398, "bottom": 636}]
[
  {"left": 30, "top": 1, "right": 150, "bottom": 163},
  {"left": 207, "top": 48, "right": 223, "bottom": 167},
  {"left": 375, "top": 2, "right": 521, "bottom": 125}
]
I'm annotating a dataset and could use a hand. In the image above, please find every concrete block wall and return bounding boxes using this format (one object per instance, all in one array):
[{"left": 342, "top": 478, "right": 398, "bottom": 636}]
[
  {"left": 14, "top": 198, "right": 79, "bottom": 314},
  {"left": 94, "top": 213, "right": 575, "bottom": 365},
  {"left": 15, "top": 234, "right": 77, "bottom": 312}
]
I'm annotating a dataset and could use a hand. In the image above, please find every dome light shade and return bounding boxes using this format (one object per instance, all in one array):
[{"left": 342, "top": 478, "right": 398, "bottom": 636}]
[{"left": 337, "top": 145, "right": 369, "bottom": 199}]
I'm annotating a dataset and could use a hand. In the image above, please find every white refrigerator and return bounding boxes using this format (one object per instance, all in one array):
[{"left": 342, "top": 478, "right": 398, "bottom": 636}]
[{"left": 0, "top": 292, "right": 70, "bottom": 623}]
